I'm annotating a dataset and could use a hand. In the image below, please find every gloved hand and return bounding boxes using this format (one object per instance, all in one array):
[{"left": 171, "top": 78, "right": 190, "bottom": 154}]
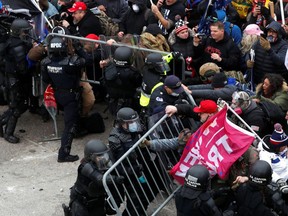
[
  {"left": 246, "top": 60, "right": 254, "bottom": 68},
  {"left": 114, "top": 175, "right": 125, "bottom": 184},
  {"left": 72, "top": 39, "right": 83, "bottom": 51},
  {"left": 260, "top": 37, "right": 271, "bottom": 51},
  {"left": 277, "top": 178, "right": 288, "bottom": 194}
]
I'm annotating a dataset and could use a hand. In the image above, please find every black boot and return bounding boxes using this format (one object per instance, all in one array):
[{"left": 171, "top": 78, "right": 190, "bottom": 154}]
[
  {"left": 0, "top": 110, "right": 12, "bottom": 137},
  {"left": 57, "top": 131, "right": 79, "bottom": 163},
  {"left": 4, "top": 116, "right": 19, "bottom": 144}
]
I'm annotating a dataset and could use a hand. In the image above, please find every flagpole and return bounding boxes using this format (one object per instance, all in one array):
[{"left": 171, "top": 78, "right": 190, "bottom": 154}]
[
  {"left": 219, "top": 100, "right": 269, "bottom": 149},
  {"left": 279, "top": 0, "right": 285, "bottom": 25},
  {"left": 30, "top": 0, "right": 53, "bottom": 29}
]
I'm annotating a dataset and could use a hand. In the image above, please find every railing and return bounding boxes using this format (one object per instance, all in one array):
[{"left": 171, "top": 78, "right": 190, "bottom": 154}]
[{"left": 102, "top": 113, "right": 197, "bottom": 216}]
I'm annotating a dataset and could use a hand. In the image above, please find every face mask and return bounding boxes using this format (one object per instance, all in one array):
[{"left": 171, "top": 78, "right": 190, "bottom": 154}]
[
  {"left": 132, "top": 4, "right": 140, "bottom": 13},
  {"left": 128, "top": 122, "right": 138, "bottom": 132},
  {"left": 266, "top": 35, "right": 276, "bottom": 43},
  {"left": 170, "top": 92, "right": 179, "bottom": 97}
]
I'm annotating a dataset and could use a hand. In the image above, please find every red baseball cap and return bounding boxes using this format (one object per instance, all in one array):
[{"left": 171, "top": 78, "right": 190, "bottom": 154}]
[
  {"left": 68, "top": 2, "right": 87, "bottom": 13},
  {"left": 193, "top": 100, "right": 217, "bottom": 113},
  {"left": 85, "top": 34, "right": 100, "bottom": 40}
]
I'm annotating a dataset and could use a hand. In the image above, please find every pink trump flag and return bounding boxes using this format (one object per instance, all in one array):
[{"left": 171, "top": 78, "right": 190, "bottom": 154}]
[{"left": 170, "top": 105, "right": 255, "bottom": 184}]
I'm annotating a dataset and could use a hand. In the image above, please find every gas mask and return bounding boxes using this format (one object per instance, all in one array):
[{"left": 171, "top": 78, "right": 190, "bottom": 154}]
[{"left": 132, "top": 4, "right": 140, "bottom": 13}]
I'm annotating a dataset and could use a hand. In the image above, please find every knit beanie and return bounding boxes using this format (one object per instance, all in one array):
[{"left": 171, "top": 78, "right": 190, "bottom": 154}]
[
  {"left": 175, "top": 19, "right": 188, "bottom": 34},
  {"left": 211, "top": 73, "right": 227, "bottom": 88},
  {"left": 270, "top": 123, "right": 288, "bottom": 148}
]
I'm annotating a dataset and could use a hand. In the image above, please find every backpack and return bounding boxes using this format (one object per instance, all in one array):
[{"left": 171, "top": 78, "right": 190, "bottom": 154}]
[{"left": 95, "top": 10, "right": 119, "bottom": 36}]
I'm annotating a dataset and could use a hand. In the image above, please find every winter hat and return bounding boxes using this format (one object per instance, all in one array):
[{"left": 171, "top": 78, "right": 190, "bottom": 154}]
[
  {"left": 175, "top": 19, "right": 188, "bottom": 34},
  {"left": 270, "top": 123, "right": 288, "bottom": 148},
  {"left": 145, "top": 23, "right": 162, "bottom": 36},
  {"left": 211, "top": 73, "right": 227, "bottom": 88},
  {"left": 243, "top": 24, "right": 263, "bottom": 36}
]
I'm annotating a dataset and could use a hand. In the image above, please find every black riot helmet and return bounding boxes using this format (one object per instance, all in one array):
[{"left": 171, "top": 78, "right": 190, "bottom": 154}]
[
  {"left": 249, "top": 160, "right": 272, "bottom": 186},
  {"left": 10, "top": 18, "right": 33, "bottom": 39},
  {"left": 184, "top": 164, "right": 210, "bottom": 191},
  {"left": 48, "top": 36, "right": 67, "bottom": 57},
  {"left": 145, "top": 53, "right": 170, "bottom": 75},
  {"left": 113, "top": 46, "right": 134, "bottom": 67},
  {"left": 84, "top": 139, "right": 113, "bottom": 171},
  {"left": 116, "top": 107, "right": 141, "bottom": 133}
]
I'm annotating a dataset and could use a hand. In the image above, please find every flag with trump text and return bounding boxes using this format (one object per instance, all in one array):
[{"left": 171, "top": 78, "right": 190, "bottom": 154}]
[{"left": 170, "top": 105, "right": 255, "bottom": 184}]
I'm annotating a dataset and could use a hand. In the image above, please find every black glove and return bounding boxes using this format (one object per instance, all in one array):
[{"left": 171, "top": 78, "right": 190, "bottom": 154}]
[
  {"left": 114, "top": 175, "right": 125, "bottom": 184},
  {"left": 277, "top": 179, "right": 288, "bottom": 194}
]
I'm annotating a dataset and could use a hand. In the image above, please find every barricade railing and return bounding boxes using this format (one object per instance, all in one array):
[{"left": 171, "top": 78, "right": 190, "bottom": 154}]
[
  {"left": 102, "top": 113, "right": 197, "bottom": 216},
  {"left": 46, "top": 33, "right": 188, "bottom": 85}
]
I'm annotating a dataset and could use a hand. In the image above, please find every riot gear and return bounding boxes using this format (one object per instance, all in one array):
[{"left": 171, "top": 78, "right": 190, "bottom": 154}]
[
  {"left": 117, "top": 107, "right": 141, "bottom": 132},
  {"left": 249, "top": 160, "right": 272, "bottom": 186},
  {"left": 113, "top": 46, "right": 134, "bottom": 67},
  {"left": 185, "top": 164, "right": 210, "bottom": 190},
  {"left": 145, "top": 53, "right": 170, "bottom": 75},
  {"left": 10, "top": 18, "right": 32, "bottom": 40},
  {"left": 84, "top": 139, "right": 113, "bottom": 171},
  {"left": 48, "top": 36, "right": 67, "bottom": 56},
  {"left": 231, "top": 91, "right": 251, "bottom": 111}
]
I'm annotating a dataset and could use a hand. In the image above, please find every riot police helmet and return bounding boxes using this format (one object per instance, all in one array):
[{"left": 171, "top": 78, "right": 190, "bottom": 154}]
[
  {"left": 145, "top": 53, "right": 170, "bottom": 75},
  {"left": 231, "top": 91, "right": 251, "bottom": 111},
  {"left": 184, "top": 164, "right": 210, "bottom": 191},
  {"left": 116, "top": 107, "right": 141, "bottom": 133},
  {"left": 10, "top": 18, "right": 32, "bottom": 39},
  {"left": 113, "top": 46, "right": 134, "bottom": 67},
  {"left": 84, "top": 139, "right": 113, "bottom": 171},
  {"left": 249, "top": 160, "right": 272, "bottom": 186},
  {"left": 48, "top": 36, "right": 67, "bottom": 56}
]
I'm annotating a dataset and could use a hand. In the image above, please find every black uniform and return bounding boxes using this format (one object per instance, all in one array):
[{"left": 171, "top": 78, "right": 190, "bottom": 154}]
[
  {"left": 0, "top": 33, "right": 32, "bottom": 143},
  {"left": 104, "top": 63, "right": 142, "bottom": 115},
  {"left": 41, "top": 54, "right": 85, "bottom": 161}
]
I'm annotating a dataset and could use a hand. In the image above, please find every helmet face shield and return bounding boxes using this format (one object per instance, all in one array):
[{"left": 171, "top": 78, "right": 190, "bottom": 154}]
[
  {"left": 123, "top": 116, "right": 141, "bottom": 133},
  {"left": 92, "top": 151, "right": 113, "bottom": 171},
  {"left": 154, "top": 61, "right": 170, "bottom": 75}
]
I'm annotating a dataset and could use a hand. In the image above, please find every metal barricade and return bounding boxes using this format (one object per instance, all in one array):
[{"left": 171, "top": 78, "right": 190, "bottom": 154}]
[{"left": 103, "top": 113, "right": 196, "bottom": 216}]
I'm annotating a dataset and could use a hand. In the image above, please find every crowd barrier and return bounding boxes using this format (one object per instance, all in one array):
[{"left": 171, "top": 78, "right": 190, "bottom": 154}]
[{"left": 102, "top": 112, "right": 197, "bottom": 216}]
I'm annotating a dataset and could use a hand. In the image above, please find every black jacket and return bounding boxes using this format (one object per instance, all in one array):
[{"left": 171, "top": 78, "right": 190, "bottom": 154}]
[
  {"left": 69, "top": 10, "right": 103, "bottom": 37},
  {"left": 193, "top": 33, "right": 241, "bottom": 71}
]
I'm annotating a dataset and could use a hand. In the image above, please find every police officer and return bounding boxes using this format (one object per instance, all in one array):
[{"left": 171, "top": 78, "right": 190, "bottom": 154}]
[
  {"left": 108, "top": 107, "right": 156, "bottom": 215},
  {"left": 175, "top": 164, "right": 227, "bottom": 216},
  {"left": 139, "top": 53, "right": 170, "bottom": 108},
  {"left": 41, "top": 36, "right": 85, "bottom": 162},
  {"left": 62, "top": 139, "right": 124, "bottom": 216},
  {"left": 234, "top": 160, "right": 285, "bottom": 216},
  {"left": 0, "top": 18, "right": 33, "bottom": 143},
  {"left": 148, "top": 75, "right": 185, "bottom": 116},
  {"left": 103, "top": 46, "right": 142, "bottom": 116}
]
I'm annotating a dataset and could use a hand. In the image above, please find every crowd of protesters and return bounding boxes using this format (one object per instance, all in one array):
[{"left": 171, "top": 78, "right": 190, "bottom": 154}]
[{"left": 2, "top": 0, "right": 288, "bottom": 215}]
